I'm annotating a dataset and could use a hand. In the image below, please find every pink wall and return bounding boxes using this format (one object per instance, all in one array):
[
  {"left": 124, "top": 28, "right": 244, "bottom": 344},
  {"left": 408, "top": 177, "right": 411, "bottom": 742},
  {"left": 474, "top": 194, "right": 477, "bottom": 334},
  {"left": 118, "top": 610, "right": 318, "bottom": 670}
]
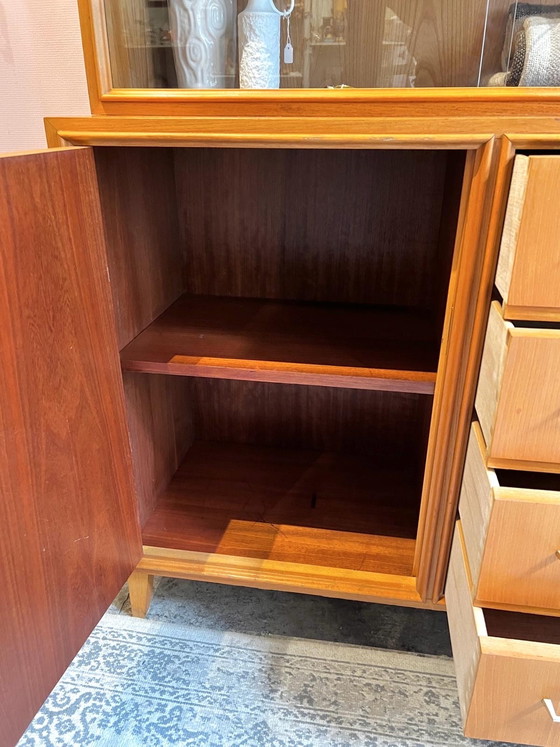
[{"left": 0, "top": 0, "right": 91, "bottom": 153}]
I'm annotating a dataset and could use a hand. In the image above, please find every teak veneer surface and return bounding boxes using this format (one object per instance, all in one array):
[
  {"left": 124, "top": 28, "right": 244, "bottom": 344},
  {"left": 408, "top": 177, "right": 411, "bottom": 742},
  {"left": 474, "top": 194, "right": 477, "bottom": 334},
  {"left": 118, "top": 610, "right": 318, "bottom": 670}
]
[
  {"left": 123, "top": 376, "right": 432, "bottom": 528},
  {"left": 120, "top": 295, "right": 438, "bottom": 393},
  {"left": 0, "top": 149, "right": 141, "bottom": 746},
  {"left": 142, "top": 441, "right": 418, "bottom": 576},
  {"left": 187, "top": 379, "right": 432, "bottom": 467},
  {"left": 174, "top": 148, "right": 451, "bottom": 311},
  {"left": 497, "top": 155, "right": 560, "bottom": 320},
  {"left": 123, "top": 373, "right": 194, "bottom": 526},
  {"left": 94, "top": 147, "right": 183, "bottom": 348}
]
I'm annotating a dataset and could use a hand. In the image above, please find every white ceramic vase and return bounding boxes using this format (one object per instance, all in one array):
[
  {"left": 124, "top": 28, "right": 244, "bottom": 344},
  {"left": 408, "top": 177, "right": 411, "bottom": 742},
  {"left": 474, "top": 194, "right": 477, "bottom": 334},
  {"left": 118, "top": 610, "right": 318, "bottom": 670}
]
[
  {"left": 168, "top": 0, "right": 235, "bottom": 88},
  {"left": 238, "top": 0, "right": 285, "bottom": 89}
]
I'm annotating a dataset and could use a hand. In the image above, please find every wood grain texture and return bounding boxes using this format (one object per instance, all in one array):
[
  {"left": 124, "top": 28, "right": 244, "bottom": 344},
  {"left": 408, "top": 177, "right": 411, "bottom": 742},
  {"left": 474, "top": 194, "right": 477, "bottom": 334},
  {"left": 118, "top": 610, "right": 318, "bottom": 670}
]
[
  {"left": 497, "top": 156, "right": 560, "bottom": 321},
  {"left": 43, "top": 115, "right": 560, "bottom": 148},
  {"left": 468, "top": 646, "right": 560, "bottom": 746},
  {"left": 120, "top": 294, "right": 439, "bottom": 393},
  {"left": 347, "top": 0, "right": 511, "bottom": 89},
  {"left": 475, "top": 301, "right": 512, "bottom": 454},
  {"left": 128, "top": 571, "right": 154, "bottom": 618},
  {"left": 142, "top": 441, "right": 418, "bottom": 575},
  {"left": 104, "top": 0, "right": 155, "bottom": 88},
  {"left": 447, "top": 522, "right": 560, "bottom": 747},
  {"left": 174, "top": 148, "right": 451, "bottom": 310},
  {"left": 138, "top": 545, "right": 433, "bottom": 607},
  {"left": 123, "top": 373, "right": 194, "bottom": 527},
  {"left": 94, "top": 147, "right": 184, "bottom": 348},
  {"left": 445, "top": 523, "right": 486, "bottom": 723},
  {"left": 0, "top": 149, "right": 141, "bottom": 746},
  {"left": 478, "top": 304, "right": 560, "bottom": 468},
  {"left": 495, "top": 155, "right": 529, "bottom": 304},
  {"left": 135, "top": 379, "right": 431, "bottom": 602},
  {"left": 458, "top": 422, "right": 497, "bottom": 589},
  {"left": 481, "top": 498, "right": 560, "bottom": 611},
  {"left": 76, "top": 0, "right": 112, "bottom": 112},
  {"left": 188, "top": 378, "right": 433, "bottom": 473},
  {"left": 460, "top": 422, "right": 560, "bottom": 611},
  {"left": 415, "top": 138, "right": 507, "bottom": 602},
  {"left": 52, "top": 94, "right": 560, "bottom": 123}
]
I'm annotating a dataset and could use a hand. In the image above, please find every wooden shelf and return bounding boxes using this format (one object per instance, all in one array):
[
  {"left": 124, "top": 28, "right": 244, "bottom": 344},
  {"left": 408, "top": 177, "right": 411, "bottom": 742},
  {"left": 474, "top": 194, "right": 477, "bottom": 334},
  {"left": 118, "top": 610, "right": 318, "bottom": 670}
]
[
  {"left": 142, "top": 441, "right": 419, "bottom": 577},
  {"left": 121, "top": 295, "right": 438, "bottom": 393}
]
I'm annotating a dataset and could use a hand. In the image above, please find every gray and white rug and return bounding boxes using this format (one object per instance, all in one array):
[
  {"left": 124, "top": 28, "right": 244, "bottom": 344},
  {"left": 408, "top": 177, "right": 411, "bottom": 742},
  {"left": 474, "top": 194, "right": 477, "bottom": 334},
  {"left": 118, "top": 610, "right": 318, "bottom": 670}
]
[{"left": 19, "top": 592, "right": 514, "bottom": 747}]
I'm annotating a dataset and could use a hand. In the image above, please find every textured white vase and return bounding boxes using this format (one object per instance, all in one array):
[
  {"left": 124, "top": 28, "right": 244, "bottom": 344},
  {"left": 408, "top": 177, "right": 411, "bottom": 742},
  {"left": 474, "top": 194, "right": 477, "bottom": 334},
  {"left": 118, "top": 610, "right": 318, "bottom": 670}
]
[
  {"left": 168, "top": 0, "right": 235, "bottom": 88},
  {"left": 238, "top": 0, "right": 284, "bottom": 89}
]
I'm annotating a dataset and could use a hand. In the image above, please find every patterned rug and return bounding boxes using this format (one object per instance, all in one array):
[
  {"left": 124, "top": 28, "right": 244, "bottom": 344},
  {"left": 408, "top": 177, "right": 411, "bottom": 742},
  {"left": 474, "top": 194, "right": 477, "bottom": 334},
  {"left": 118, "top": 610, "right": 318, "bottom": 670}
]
[{"left": 19, "top": 612, "right": 511, "bottom": 747}]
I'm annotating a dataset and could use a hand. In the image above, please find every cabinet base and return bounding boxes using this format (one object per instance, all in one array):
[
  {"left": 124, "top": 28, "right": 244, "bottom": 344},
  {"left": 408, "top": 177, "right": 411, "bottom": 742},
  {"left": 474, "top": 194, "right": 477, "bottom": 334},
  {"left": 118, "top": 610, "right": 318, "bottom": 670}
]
[{"left": 128, "top": 545, "right": 445, "bottom": 617}]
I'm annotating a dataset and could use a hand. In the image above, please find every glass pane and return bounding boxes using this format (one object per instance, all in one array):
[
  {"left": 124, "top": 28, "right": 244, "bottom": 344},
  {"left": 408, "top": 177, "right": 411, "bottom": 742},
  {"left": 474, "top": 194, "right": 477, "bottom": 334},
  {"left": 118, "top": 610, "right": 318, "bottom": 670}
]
[
  {"left": 103, "top": 0, "right": 560, "bottom": 90},
  {"left": 481, "top": 0, "right": 560, "bottom": 87}
]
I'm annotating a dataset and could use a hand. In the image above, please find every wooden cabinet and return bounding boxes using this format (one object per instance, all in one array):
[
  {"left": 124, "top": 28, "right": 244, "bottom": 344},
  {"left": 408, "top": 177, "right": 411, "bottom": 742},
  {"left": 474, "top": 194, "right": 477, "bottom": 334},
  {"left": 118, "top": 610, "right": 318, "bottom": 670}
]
[
  {"left": 447, "top": 151, "right": 560, "bottom": 747},
  {"left": 73, "top": 143, "right": 472, "bottom": 611},
  {"left": 1, "top": 124, "right": 497, "bottom": 745},
  {"left": 2, "top": 121, "right": 560, "bottom": 746}
]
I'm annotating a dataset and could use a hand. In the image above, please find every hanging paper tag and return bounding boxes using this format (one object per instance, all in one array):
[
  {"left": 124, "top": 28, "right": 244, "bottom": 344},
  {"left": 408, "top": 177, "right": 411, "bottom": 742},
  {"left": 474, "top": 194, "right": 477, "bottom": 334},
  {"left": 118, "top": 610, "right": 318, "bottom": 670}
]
[{"left": 284, "top": 41, "right": 294, "bottom": 64}]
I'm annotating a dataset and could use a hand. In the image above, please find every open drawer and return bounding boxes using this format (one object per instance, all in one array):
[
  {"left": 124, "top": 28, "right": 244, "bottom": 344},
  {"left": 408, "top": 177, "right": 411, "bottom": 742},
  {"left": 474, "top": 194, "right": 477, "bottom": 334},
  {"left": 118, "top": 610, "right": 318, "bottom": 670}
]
[
  {"left": 459, "top": 422, "right": 560, "bottom": 613},
  {"left": 475, "top": 302, "right": 560, "bottom": 472},
  {"left": 446, "top": 522, "right": 560, "bottom": 746}
]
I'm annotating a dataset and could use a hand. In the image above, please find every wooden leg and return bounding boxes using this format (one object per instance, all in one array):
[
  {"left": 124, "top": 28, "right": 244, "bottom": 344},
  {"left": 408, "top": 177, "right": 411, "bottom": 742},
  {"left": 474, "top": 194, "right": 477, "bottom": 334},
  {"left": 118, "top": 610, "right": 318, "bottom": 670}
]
[{"left": 128, "top": 571, "right": 154, "bottom": 618}]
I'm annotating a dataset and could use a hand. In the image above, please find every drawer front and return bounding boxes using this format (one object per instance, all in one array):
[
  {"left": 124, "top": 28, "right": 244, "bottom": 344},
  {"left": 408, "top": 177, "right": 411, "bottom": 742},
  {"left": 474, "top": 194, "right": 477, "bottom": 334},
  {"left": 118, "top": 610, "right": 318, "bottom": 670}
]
[
  {"left": 497, "top": 155, "right": 560, "bottom": 321},
  {"left": 476, "top": 302, "right": 560, "bottom": 470},
  {"left": 459, "top": 422, "right": 560, "bottom": 611},
  {"left": 446, "top": 524, "right": 560, "bottom": 747}
]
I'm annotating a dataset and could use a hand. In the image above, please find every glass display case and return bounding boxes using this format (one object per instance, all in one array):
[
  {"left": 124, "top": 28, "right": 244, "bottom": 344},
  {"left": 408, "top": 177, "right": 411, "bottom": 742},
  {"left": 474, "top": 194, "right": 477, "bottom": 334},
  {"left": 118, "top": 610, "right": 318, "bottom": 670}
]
[{"left": 101, "top": 0, "right": 560, "bottom": 90}]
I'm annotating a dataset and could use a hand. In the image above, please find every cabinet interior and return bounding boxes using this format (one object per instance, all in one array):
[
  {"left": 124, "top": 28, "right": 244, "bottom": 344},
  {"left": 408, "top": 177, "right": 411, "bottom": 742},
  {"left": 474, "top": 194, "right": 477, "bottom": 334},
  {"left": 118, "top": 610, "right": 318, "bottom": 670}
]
[
  {"left": 495, "top": 468, "right": 560, "bottom": 492},
  {"left": 94, "top": 145, "right": 466, "bottom": 582},
  {"left": 484, "top": 608, "right": 560, "bottom": 646}
]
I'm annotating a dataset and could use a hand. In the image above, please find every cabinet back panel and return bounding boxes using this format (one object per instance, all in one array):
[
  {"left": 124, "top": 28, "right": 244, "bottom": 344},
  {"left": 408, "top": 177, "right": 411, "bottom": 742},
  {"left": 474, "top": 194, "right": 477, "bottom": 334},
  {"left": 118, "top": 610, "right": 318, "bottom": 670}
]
[
  {"left": 125, "top": 376, "right": 433, "bottom": 526},
  {"left": 94, "top": 148, "right": 184, "bottom": 348},
  {"left": 189, "top": 379, "right": 432, "bottom": 474},
  {"left": 174, "top": 148, "right": 455, "bottom": 310}
]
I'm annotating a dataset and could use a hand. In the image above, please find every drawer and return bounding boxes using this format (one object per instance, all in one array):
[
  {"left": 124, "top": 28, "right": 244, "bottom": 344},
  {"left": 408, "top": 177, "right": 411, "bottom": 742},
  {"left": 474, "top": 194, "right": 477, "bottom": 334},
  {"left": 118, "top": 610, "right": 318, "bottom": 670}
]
[
  {"left": 446, "top": 522, "right": 560, "bottom": 746},
  {"left": 475, "top": 301, "right": 560, "bottom": 472},
  {"left": 459, "top": 422, "right": 560, "bottom": 612},
  {"left": 497, "top": 155, "right": 560, "bottom": 322}
]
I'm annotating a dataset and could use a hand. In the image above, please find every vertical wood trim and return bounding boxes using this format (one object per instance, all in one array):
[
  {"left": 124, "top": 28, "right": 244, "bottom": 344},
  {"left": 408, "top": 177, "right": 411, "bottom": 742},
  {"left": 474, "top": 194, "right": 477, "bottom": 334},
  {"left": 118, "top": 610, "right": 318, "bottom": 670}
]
[
  {"left": 415, "top": 136, "right": 516, "bottom": 602},
  {"left": 495, "top": 154, "right": 529, "bottom": 301},
  {"left": 76, "top": 0, "right": 112, "bottom": 114},
  {"left": 414, "top": 148, "right": 476, "bottom": 573},
  {"left": 475, "top": 302, "right": 511, "bottom": 448},
  {"left": 458, "top": 422, "right": 496, "bottom": 590}
]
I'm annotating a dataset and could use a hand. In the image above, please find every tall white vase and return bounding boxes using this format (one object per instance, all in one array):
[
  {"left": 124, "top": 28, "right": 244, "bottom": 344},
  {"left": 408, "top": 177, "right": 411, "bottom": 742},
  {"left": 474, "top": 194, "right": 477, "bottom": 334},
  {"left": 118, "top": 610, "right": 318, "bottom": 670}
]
[
  {"left": 238, "top": 0, "right": 283, "bottom": 89},
  {"left": 168, "top": 0, "right": 235, "bottom": 88}
]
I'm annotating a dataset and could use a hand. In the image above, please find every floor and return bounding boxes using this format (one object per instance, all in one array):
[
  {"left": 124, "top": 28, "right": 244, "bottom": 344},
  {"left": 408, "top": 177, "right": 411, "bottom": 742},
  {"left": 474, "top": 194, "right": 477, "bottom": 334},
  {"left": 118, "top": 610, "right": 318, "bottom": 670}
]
[
  {"left": 112, "top": 577, "right": 452, "bottom": 656},
  {"left": 21, "top": 578, "right": 517, "bottom": 746}
]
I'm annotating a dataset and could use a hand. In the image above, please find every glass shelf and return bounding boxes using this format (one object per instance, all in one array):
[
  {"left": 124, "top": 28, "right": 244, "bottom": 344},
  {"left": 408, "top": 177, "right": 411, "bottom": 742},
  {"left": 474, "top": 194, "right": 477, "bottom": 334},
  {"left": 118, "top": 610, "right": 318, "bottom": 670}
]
[{"left": 102, "top": 0, "right": 560, "bottom": 91}]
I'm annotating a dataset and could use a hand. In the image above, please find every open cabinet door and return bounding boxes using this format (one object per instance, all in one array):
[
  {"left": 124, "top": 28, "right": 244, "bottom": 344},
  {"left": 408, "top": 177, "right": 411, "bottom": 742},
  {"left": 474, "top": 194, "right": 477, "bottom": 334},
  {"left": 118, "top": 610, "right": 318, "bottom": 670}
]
[{"left": 0, "top": 148, "right": 142, "bottom": 746}]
